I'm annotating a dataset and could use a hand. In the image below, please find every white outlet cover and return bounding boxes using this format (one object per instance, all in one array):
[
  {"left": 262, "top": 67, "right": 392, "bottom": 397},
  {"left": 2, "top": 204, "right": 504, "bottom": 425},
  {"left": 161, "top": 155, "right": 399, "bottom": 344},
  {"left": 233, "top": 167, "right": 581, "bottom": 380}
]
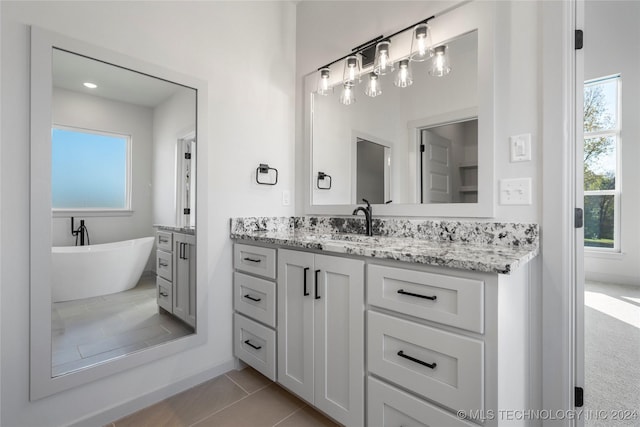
[
  {"left": 500, "top": 178, "right": 532, "bottom": 205},
  {"left": 510, "top": 134, "right": 532, "bottom": 162},
  {"left": 282, "top": 190, "right": 290, "bottom": 206}
]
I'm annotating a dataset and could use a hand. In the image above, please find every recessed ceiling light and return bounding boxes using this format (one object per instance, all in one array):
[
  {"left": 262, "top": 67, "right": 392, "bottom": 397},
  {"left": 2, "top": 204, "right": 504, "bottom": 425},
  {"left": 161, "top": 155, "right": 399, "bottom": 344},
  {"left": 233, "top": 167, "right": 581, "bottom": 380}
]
[{"left": 83, "top": 82, "right": 98, "bottom": 89}]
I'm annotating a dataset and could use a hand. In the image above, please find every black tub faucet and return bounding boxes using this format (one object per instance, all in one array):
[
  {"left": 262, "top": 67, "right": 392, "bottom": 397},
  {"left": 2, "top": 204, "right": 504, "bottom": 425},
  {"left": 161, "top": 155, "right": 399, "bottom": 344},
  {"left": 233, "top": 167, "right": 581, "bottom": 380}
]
[{"left": 352, "top": 198, "right": 373, "bottom": 236}]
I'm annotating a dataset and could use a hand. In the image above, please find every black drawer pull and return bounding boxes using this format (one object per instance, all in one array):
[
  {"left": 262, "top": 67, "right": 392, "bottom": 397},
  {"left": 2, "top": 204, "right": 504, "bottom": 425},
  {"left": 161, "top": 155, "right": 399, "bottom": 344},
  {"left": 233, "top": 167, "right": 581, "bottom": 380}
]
[
  {"left": 315, "top": 269, "right": 321, "bottom": 299},
  {"left": 397, "top": 350, "right": 437, "bottom": 369},
  {"left": 159, "top": 291, "right": 169, "bottom": 297},
  {"left": 397, "top": 289, "right": 437, "bottom": 301},
  {"left": 303, "top": 267, "right": 310, "bottom": 296},
  {"left": 244, "top": 339, "right": 262, "bottom": 350},
  {"left": 159, "top": 260, "right": 169, "bottom": 268},
  {"left": 243, "top": 294, "right": 261, "bottom": 302},
  {"left": 243, "top": 257, "right": 261, "bottom": 263}
]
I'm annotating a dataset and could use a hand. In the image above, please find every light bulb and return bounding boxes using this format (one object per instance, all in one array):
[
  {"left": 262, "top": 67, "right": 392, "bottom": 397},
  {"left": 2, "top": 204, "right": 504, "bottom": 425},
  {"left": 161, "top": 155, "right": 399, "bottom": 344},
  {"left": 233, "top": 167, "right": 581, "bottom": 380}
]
[
  {"left": 317, "top": 67, "right": 332, "bottom": 96},
  {"left": 365, "top": 73, "right": 382, "bottom": 97},
  {"left": 373, "top": 41, "right": 394, "bottom": 76},
  {"left": 410, "top": 23, "right": 433, "bottom": 62},
  {"left": 428, "top": 45, "right": 451, "bottom": 77},
  {"left": 394, "top": 59, "right": 413, "bottom": 88},
  {"left": 340, "top": 83, "right": 356, "bottom": 105},
  {"left": 342, "top": 55, "right": 360, "bottom": 87}
]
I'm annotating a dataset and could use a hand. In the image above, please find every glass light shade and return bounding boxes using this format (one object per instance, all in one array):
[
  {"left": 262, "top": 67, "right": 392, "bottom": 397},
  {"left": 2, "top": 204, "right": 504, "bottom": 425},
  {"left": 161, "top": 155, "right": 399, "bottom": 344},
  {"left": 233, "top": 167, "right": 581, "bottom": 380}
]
[
  {"left": 394, "top": 59, "right": 413, "bottom": 88},
  {"left": 373, "top": 41, "right": 394, "bottom": 75},
  {"left": 339, "top": 83, "right": 356, "bottom": 105},
  {"left": 316, "top": 67, "right": 332, "bottom": 96},
  {"left": 342, "top": 55, "right": 360, "bottom": 87},
  {"left": 410, "top": 23, "right": 433, "bottom": 62},
  {"left": 364, "top": 73, "right": 382, "bottom": 97},
  {"left": 428, "top": 45, "right": 451, "bottom": 77}
]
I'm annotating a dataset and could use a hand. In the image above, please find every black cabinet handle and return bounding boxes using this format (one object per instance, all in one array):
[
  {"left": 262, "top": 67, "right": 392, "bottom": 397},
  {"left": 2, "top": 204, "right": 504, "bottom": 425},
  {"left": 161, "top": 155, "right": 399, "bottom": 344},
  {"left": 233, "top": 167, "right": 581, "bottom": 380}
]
[
  {"left": 243, "top": 294, "right": 261, "bottom": 302},
  {"left": 315, "top": 269, "right": 321, "bottom": 299},
  {"left": 159, "top": 260, "right": 169, "bottom": 267},
  {"left": 397, "top": 289, "right": 437, "bottom": 301},
  {"left": 159, "top": 291, "right": 168, "bottom": 297},
  {"left": 244, "top": 339, "right": 262, "bottom": 350},
  {"left": 243, "top": 257, "right": 261, "bottom": 263},
  {"left": 303, "top": 267, "right": 310, "bottom": 296},
  {"left": 397, "top": 350, "right": 437, "bottom": 369}
]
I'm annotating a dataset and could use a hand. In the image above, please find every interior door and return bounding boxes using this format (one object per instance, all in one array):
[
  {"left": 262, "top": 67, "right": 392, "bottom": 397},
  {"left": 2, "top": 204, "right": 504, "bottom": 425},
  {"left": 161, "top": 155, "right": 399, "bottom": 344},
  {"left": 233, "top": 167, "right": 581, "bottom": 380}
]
[{"left": 421, "top": 129, "right": 453, "bottom": 203}]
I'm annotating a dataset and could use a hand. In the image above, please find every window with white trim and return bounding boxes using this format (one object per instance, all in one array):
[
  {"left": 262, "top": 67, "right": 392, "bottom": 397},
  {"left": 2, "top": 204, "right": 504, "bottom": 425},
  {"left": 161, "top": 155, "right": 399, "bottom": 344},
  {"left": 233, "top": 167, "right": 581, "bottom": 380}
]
[
  {"left": 583, "top": 75, "right": 620, "bottom": 251},
  {"left": 51, "top": 126, "right": 131, "bottom": 212}
]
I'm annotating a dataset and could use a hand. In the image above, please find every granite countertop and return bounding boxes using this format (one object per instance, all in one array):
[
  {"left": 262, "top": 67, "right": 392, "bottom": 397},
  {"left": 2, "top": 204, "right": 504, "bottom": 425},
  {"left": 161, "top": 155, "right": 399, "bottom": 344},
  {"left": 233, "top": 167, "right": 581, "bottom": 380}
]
[
  {"left": 230, "top": 217, "right": 539, "bottom": 275},
  {"left": 154, "top": 224, "right": 196, "bottom": 235}
]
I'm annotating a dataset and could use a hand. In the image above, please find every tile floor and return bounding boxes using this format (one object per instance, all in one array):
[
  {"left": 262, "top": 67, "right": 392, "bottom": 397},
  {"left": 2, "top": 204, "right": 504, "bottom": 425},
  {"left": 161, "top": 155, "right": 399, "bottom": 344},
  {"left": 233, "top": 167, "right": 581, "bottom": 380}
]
[
  {"left": 52, "top": 275, "right": 193, "bottom": 376},
  {"left": 109, "top": 366, "right": 339, "bottom": 427}
]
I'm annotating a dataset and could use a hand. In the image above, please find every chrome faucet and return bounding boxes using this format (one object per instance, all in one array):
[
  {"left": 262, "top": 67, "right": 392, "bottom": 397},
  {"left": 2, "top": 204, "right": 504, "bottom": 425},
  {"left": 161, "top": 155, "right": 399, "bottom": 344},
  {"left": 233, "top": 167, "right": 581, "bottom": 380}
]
[{"left": 352, "top": 198, "right": 373, "bottom": 236}]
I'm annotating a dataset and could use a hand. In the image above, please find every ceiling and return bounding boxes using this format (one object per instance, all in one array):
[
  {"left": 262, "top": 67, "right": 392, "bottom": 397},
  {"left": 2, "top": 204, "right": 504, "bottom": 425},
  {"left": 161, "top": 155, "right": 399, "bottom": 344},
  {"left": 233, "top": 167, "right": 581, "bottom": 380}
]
[{"left": 52, "top": 48, "right": 185, "bottom": 108}]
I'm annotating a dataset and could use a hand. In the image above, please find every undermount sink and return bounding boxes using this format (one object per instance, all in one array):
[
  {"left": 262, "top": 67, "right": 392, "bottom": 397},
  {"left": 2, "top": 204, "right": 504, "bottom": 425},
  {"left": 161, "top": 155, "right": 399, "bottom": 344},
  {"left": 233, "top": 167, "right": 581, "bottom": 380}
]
[{"left": 300, "top": 233, "right": 381, "bottom": 245}]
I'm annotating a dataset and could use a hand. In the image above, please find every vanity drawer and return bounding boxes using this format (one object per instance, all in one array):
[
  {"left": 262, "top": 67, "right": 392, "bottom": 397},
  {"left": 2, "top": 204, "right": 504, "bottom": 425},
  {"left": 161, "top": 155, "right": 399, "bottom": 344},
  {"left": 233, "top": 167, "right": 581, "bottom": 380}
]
[
  {"left": 156, "top": 231, "right": 173, "bottom": 252},
  {"left": 234, "top": 313, "right": 276, "bottom": 381},
  {"left": 368, "top": 264, "right": 484, "bottom": 333},
  {"left": 368, "top": 376, "right": 476, "bottom": 427},
  {"left": 156, "top": 276, "right": 173, "bottom": 312},
  {"left": 156, "top": 250, "right": 173, "bottom": 281},
  {"left": 234, "top": 272, "right": 276, "bottom": 328},
  {"left": 368, "top": 311, "right": 484, "bottom": 412},
  {"left": 234, "top": 244, "right": 276, "bottom": 279}
]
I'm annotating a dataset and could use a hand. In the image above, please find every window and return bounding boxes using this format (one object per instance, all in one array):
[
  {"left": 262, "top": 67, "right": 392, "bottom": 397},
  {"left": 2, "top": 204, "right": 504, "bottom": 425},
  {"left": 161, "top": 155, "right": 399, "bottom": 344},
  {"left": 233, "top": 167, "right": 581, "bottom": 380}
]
[
  {"left": 583, "top": 75, "right": 620, "bottom": 250},
  {"left": 51, "top": 126, "right": 131, "bottom": 212}
]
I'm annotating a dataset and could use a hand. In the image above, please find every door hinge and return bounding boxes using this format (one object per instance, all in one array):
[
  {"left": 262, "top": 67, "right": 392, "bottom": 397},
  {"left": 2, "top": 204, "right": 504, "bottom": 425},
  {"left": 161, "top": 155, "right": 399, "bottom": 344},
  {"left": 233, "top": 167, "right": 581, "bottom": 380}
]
[
  {"left": 575, "top": 30, "right": 584, "bottom": 50},
  {"left": 575, "top": 208, "right": 583, "bottom": 229},
  {"left": 184, "top": 152, "right": 191, "bottom": 159},
  {"left": 575, "top": 386, "right": 584, "bottom": 407},
  {"left": 184, "top": 208, "right": 191, "bottom": 215},
  {"left": 420, "top": 144, "right": 425, "bottom": 153}
]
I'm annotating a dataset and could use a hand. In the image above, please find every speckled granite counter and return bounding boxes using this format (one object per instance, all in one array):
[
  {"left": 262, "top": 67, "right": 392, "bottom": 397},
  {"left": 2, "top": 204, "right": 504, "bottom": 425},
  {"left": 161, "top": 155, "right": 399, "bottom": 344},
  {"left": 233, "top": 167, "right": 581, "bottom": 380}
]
[
  {"left": 230, "top": 217, "right": 538, "bottom": 275},
  {"left": 154, "top": 224, "right": 196, "bottom": 235}
]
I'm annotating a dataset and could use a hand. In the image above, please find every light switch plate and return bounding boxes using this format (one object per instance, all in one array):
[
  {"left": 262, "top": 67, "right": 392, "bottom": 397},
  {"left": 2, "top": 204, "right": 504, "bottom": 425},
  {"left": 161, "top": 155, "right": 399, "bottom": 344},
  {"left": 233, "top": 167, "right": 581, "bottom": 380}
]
[
  {"left": 500, "top": 178, "right": 532, "bottom": 205},
  {"left": 510, "top": 134, "right": 532, "bottom": 162}
]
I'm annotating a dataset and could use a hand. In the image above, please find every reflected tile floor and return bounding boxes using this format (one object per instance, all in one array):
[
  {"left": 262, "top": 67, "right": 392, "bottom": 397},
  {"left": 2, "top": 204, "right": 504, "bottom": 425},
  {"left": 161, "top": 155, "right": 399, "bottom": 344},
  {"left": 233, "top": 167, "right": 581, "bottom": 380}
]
[
  {"left": 51, "top": 275, "right": 193, "bottom": 377},
  {"left": 109, "top": 367, "right": 339, "bottom": 427}
]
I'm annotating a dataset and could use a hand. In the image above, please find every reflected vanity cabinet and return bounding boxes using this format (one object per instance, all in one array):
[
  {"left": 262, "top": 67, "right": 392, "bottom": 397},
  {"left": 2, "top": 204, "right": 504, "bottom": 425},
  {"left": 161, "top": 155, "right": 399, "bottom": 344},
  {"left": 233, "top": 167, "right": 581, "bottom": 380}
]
[{"left": 155, "top": 230, "right": 196, "bottom": 328}]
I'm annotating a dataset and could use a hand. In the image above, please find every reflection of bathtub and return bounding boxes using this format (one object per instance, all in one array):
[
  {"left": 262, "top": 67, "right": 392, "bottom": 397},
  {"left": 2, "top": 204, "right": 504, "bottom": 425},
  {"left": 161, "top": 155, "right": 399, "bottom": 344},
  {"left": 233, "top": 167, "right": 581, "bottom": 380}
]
[{"left": 52, "top": 237, "right": 154, "bottom": 303}]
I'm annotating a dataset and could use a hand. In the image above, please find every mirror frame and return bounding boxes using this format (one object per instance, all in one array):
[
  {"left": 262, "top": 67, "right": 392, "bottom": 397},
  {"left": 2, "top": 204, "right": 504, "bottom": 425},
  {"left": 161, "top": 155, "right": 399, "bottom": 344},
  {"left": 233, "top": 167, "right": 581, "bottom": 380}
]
[
  {"left": 304, "top": 1, "right": 495, "bottom": 217},
  {"left": 30, "top": 27, "right": 209, "bottom": 399}
]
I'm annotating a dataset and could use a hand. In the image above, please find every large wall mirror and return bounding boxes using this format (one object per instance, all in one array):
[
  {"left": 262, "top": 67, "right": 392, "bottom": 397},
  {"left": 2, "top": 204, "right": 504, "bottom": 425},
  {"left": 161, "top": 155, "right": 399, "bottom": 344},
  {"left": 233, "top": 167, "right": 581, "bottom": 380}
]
[
  {"left": 30, "top": 27, "right": 208, "bottom": 399},
  {"left": 304, "top": 1, "right": 495, "bottom": 217}
]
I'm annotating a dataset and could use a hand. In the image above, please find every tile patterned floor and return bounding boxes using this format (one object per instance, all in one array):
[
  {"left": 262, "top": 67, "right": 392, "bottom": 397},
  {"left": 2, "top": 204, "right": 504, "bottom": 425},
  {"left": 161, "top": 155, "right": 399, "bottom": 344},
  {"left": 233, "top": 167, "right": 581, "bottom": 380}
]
[
  {"left": 51, "top": 275, "right": 193, "bottom": 376},
  {"left": 109, "top": 367, "right": 339, "bottom": 427}
]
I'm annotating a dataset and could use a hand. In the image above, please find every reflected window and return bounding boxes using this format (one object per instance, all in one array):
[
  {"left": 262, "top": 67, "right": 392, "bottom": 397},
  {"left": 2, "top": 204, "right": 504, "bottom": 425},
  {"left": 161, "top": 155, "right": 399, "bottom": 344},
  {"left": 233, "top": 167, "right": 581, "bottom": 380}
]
[
  {"left": 583, "top": 75, "right": 620, "bottom": 250},
  {"left": 52, "top": 126, "right": 130, "bottom": 210}
]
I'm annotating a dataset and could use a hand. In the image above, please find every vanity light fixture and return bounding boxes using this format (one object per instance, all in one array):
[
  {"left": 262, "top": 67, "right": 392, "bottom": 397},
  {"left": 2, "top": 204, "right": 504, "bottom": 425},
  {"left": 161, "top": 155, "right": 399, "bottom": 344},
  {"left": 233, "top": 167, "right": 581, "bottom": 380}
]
[
  {"left": 428, "top": 45, "right": 451, "bottom": 77},
  {"left": 316, "top": 67, "right": 332, "bottom": 96},
  {"left": 339, "top": 83, "right": 356, "bottom": 105},
  {"left": 83, "top": 82, "right": 97, "bottom": 89},
  {"left": 373, "top": 40, "right": 394, "bottom": 75},
  {"left": 410, "top": 23, "right": 433, "bottom": 62},
  {"left": 342, "top": 55, "right": 361, "bottom": 87},
  {"left": 365, "top": 73, "right": 382, "bottom": 97},
  {"left": 394, "top": 59, "right": 413, "bottom": 88}
]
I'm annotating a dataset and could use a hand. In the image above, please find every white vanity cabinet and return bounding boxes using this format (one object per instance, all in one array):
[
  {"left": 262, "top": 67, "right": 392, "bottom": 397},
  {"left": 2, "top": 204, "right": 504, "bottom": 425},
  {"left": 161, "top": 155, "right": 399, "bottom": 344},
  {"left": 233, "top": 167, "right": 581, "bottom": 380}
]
[
  {"left": 366, "top": 262, "right": 531, "bottom": 427},
  {"left": 278, "top": 249, "right": 365, "bottom": 427},
  {"left": 155, "top": 230, "right": 196, "bottom": 328}
]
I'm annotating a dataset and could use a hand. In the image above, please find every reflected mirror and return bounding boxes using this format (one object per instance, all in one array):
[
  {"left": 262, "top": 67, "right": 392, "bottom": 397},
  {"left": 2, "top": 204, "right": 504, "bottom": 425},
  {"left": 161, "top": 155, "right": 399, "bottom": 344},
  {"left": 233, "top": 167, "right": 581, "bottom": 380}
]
[
  {"left": 312, "top": 30, "right": 478, "bottom": 206},
  {"left": 50, "top": 49, "right": 197, "bottom": 377}
]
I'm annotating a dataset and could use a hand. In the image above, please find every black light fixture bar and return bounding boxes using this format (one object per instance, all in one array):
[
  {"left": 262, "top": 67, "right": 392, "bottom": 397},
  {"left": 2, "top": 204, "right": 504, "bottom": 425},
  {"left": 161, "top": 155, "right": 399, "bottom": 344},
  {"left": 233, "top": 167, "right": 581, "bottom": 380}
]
[{"left": 316, "top": 15, "right": 436, "bottom": 72}]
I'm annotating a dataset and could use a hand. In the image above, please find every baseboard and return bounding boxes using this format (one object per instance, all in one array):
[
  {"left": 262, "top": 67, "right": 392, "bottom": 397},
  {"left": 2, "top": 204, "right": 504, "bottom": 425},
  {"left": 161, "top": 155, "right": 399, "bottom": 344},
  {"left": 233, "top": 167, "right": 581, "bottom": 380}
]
[
  {"left": 68, "top": 358, "right": 236, "bottom": 427},
  {"left": 585, "top": 272, "right": 640, "bottom": 287}
]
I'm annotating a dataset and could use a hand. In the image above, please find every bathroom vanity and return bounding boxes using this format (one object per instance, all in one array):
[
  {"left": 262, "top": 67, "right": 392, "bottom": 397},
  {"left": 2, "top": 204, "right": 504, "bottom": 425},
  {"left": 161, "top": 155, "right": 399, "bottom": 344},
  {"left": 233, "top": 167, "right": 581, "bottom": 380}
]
[
  {"left": 231, "top": 217, "right": 538, "bottom": 427},
  {"left": 155, "top": 226, "right": 196, "bottom": 328}
]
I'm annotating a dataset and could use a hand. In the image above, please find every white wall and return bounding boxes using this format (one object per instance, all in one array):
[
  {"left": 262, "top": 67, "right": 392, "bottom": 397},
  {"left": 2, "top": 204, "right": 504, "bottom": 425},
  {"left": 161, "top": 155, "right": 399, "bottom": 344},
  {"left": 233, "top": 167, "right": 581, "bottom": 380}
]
[
  {"left": 295, "top": 1, "right": 540, "bottom": 223},
  {"left": 153, "top": 88, "right": 196, "bottom": 226},
  {"left": 51, "top": 88, "right": 155, "bottom": 248},
  {"left": 583, "top": 0, "right": 640, "bottom": 286},
  {"left": 0, "top": 1, "right": 295, "bottom": 426}
]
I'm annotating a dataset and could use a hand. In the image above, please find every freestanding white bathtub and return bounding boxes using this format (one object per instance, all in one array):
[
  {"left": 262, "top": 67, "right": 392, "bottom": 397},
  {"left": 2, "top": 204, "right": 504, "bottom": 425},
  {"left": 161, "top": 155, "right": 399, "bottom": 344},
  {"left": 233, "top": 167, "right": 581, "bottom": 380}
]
[{"left": 51, "top": 236, "right": 154, "bottom": 303}]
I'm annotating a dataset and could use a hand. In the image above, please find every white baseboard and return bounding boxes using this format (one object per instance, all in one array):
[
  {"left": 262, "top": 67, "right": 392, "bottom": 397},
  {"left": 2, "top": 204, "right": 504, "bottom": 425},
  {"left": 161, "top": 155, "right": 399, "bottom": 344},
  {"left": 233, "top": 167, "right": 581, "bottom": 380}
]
[{"left": 68, "top": 359, "right": 236, "bottom": 427}]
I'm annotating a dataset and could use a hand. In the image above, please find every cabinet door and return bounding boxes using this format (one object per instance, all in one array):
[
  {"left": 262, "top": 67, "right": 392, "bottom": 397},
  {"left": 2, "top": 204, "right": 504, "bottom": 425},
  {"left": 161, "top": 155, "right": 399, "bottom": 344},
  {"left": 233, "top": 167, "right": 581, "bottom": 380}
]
[
  {"left": 277, "top": 249, "right": 315, "bottom": 403},
  {"left": 173, "top": 233, "right": 196, "bottom": 327},
  {"left": 314, "top": 254, "right": 365, "bottom": 427}
]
